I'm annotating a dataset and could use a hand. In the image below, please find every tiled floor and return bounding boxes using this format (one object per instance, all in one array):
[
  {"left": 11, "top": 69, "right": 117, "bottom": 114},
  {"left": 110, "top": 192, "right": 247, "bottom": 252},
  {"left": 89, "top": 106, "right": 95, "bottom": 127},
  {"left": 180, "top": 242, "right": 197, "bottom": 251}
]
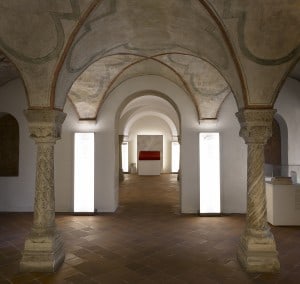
[{"left": 0, "top": 174, "right": 300, "bottom": 283}]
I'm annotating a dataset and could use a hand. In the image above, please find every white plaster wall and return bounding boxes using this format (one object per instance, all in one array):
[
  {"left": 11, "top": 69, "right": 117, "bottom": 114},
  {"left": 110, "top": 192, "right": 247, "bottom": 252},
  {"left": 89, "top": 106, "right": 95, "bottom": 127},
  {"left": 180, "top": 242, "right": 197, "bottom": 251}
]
[
  {"left": 128, "top": 116, "right": 172, "bottom": 173},
  {"left": 55, "top": 99, "right": 119, "bottom": 213},
  {"left": 0, "top": 79, "right": 36, "bottom": 211},
  {"left": 204, "top": 94, "right": 247, "bottom": 213},
  {"left": 275, "top": 78, "right": 300, "bottom": 182},
  {"left": 56, "top": 95, "right": 121, "bottom": 213}
]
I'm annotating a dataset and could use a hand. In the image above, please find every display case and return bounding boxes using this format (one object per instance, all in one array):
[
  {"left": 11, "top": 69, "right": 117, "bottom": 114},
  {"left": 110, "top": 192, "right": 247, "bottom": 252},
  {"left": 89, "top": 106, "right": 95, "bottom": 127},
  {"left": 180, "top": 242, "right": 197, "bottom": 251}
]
[
  {"left": 265, "top": 164, "right": 300, "bottom": 226},
  {"left": 266, "top": 182, "right": 300, "bottom": 226}
]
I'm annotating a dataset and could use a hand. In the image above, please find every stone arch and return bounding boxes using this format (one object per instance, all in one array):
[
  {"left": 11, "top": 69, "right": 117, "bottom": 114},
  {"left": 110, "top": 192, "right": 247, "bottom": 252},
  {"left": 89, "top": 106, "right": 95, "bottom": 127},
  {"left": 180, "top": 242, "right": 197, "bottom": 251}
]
[
  {"left": 123, "top": 111, "right": 178, "bottom": 138},
  {"left": 94, "top": 75, "right": 199, "bottom": 213},
  {"left": 116, "top": 90, "right": 181, "bottom": 136},
  {"left": 117, "top": 93, "right": 181, "bottom": 176},
  {"left": 0, "top": 113, "right": 19, "bottom": 176}
]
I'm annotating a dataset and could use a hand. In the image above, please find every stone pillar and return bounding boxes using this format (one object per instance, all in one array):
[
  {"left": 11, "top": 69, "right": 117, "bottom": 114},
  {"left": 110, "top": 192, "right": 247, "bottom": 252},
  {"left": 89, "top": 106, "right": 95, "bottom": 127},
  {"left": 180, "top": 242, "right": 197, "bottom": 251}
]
[
  {"left": 20, "top": 109, "right": 66, "bottom": 272},
  {"left": 236, "top": 109, "right": 280, "bottom": 272},
  {"left": 119, "top": 135, "right": 124, "bottom": 181}
]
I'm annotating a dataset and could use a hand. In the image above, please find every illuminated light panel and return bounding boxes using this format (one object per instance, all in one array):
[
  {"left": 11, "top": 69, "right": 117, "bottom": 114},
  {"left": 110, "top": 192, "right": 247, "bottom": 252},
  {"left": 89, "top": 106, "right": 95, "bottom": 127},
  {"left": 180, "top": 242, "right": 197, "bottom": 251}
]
[
  {"left": 74, "top": 133, "right": 94, "bottom": 212},
  {"left": 121, "top": 142, "right": 129, "bottom": 172},
  {"left": 172, "top": 141, "right": 180, "bottom": 173},
  {"left": 199, "top": 133, "right": 221, "bottom": 214}
]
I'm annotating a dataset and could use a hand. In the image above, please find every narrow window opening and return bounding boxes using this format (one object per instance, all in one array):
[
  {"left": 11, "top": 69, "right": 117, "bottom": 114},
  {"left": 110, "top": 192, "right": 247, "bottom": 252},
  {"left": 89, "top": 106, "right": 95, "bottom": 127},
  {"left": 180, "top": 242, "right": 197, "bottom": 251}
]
[
  {"left": 121, "top": 142, "right": 129, "bottom": 173},
  {"left": 74, "top": 133, "right": 94, "bottom": 212},
  {"left": 171, "top": 141, "right": 180, "bottom": 173},
  {"left": 199, "top": 132, "right": 221, "bottom": 214},
  {"left": 0, "top": 113, "right": 19, "bottom": 176}
]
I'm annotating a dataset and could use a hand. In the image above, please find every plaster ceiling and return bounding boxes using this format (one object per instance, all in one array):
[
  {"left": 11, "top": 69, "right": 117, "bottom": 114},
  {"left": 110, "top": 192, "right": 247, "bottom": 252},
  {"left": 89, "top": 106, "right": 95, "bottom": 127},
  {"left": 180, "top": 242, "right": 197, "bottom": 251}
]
[
  {"left": 289, "top": 62, "right": 300, "bottom": 82},
  {"left": 1, "top": 49, "right": 299, "bottom": 119},
  {"left": 119, "top": 95, "right": 179, "bottom": 137},
  {"left": 68, "top": 53, "right": 231, "bottom": 120},
  {"left": 0, "top": 0, "right": 300, "bottom": 110},
  {"left": 0, "top": 51, "right": 19, "bottom": 87}
]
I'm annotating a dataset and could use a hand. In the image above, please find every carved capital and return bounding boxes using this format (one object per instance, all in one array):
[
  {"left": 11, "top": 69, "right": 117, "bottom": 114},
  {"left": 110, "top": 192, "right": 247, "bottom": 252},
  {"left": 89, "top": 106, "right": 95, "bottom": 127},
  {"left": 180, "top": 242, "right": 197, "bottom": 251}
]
[
  {"left": 236, "top": 109, "right": 276, "bottom": 144},
  {"left": 24, "top": 110, "right": 66, "bottom": 143},
  {"left": 119, "top": 135, "right": 124, "bottom": 144}
]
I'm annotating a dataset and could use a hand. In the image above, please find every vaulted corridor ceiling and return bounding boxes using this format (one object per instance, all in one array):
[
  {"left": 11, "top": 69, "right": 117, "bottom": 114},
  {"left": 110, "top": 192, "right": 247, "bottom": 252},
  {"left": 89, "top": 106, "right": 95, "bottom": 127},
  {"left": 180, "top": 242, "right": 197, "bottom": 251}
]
[{"left": 0, "top": 0, "right": 300, "bottom": 114}]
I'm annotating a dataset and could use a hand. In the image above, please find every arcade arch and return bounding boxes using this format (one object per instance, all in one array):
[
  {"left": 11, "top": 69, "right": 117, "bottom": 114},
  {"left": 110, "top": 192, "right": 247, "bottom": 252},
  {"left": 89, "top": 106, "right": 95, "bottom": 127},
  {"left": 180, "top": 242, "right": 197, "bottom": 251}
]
[
  {"left": 93, "top": 75, "right": 199, "bottom": 213},
  {"left": 119, "top": 95, "right": 180, "bottom": 178}
]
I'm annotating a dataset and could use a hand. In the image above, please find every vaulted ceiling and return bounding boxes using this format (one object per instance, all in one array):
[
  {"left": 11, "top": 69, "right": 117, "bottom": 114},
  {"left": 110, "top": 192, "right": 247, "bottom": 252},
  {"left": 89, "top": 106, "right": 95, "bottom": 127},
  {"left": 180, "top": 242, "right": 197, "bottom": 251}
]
[
  {"left": 68, "top": 54, "right": 231, "bottom": 119},
  {"left": 0, "top": 52, "right": 18, "bottom": 87},
  {"left": 0, "top": 0, "right": 300, "bottom": 120}
]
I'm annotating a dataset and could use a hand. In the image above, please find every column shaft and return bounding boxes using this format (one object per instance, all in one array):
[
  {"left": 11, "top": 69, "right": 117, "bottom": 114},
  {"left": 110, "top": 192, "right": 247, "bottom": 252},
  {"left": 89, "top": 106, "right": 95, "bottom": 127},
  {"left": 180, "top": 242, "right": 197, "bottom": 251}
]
[
  {"left": 32, "top": 142, "right": 55, "bottom": 233},
  {"left": 246, "top": 143, "right": 267, "bottom": 231}
]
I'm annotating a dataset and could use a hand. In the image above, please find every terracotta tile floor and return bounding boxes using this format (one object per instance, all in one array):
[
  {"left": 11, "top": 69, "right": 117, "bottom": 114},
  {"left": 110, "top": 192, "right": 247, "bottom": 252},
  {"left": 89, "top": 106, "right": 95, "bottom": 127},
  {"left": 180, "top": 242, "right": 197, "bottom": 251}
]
[{"left": 1, "top": 174, "right": 300, "bottom": 283}]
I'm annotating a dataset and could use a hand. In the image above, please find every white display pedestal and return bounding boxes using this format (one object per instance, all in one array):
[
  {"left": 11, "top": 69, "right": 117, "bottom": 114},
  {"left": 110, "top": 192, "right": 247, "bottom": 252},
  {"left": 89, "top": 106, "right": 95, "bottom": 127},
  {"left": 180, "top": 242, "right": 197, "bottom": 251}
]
[
  {"left": 266, "top": 182, "right": 300, "bottom": 226},
  {"left": 138, "top": 160, "right": 161, "bottom": 175}
]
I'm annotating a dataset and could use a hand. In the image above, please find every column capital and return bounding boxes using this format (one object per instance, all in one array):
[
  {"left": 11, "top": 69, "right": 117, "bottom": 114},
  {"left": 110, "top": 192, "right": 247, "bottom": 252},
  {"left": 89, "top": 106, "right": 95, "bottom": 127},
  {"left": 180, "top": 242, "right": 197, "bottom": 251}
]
[
  {"left": 119, "top": 135, "right": 124, "bottom": 143},
  {"left": 24, "top": 109, "right": 66, "bottom": 143},
  {"left": 236, "top": 109, "right": 276, "bottom": 144}
]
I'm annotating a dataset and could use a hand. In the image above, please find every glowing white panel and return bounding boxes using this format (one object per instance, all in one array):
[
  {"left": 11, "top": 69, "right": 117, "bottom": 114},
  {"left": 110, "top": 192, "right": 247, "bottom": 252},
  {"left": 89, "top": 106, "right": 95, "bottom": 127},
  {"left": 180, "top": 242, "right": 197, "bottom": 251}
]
[
  {"left": 199, "top": 133, "right": 220, "bottom": 213},
  {"left": 172, "top": 142, "right": 180, "bottom": 172},
  {"left": 121, "top": 142, "right": 129, "bottom": 172},
  {"left": 74, "top": 133, "right": 94, "bottom": 212}
]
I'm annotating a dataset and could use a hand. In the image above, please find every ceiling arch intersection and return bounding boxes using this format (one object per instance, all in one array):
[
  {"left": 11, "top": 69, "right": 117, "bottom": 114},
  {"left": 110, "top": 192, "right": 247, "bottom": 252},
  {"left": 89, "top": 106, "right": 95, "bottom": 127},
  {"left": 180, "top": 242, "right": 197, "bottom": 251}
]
[{"left": 68, "top": 52, "right": 232, "bottom": 121}]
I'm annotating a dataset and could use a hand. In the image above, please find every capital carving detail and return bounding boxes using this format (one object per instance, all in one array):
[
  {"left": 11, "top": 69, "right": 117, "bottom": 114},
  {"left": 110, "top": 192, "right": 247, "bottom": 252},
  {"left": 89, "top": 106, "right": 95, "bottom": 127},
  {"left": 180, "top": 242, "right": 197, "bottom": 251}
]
[
  {"left": 236, "top": 109, "right": 276, "bottom": 144},
  {"left": 24, "top": 110, "right": 67, "bottom": 143}
]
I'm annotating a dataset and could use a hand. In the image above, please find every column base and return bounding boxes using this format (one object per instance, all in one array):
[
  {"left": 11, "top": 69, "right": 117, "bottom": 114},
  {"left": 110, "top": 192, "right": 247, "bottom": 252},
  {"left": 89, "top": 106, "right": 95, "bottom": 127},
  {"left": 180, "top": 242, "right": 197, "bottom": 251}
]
[
  {"left": 237, "top": 229, "right": 280, "bottom": 272},
  {"left": 20, "top": 231, "right": 65, "bottom": 272}
]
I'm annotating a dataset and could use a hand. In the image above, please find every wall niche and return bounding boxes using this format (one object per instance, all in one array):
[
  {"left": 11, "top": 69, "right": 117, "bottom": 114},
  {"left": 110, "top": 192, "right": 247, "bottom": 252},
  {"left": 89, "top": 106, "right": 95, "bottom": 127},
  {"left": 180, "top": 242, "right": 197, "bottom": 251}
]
[{"left": 0, "top": 113, "right": 19, "bottom": 176}]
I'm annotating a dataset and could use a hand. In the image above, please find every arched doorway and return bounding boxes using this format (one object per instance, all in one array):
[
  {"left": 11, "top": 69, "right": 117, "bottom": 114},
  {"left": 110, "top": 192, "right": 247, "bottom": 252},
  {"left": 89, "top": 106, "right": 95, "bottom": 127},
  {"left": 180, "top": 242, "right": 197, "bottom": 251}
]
[
  {"left": 0, "top": 113, "right": 19, "bottom": 176},
  {"left": 119, "top": 95, "right": 180, "bottom": 174},
  {"left": 273, "top": 60, "right": 300, "bottom": 183}
]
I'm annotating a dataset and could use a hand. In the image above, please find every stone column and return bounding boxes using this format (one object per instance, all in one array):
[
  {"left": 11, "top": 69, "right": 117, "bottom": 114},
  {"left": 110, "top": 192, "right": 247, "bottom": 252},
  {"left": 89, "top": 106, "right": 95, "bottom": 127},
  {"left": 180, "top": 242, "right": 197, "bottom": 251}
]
[
  {"left": 119, "top": 135, "right": 124, "bottom": 181},
  {"left": 236, "top": 109, "right": 280, "bottom": 272},
  {"left": 20, "top": 109, "right": 66, "bottom": 272}
]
